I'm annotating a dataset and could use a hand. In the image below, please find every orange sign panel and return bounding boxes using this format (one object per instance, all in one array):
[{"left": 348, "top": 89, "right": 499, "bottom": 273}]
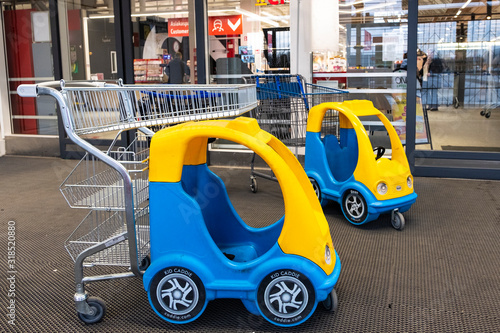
[
  {"left": 208, "top": 15, "right": 243, "bottom": 36},
  {"left": 169, "top": 18, "right": 189, "bottom": 37}
]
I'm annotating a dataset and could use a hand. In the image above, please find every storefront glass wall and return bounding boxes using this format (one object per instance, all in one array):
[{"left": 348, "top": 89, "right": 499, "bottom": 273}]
[
  {"left": 417, "top": 2, "right": 500, "bottom": 152},
  {"left": 312, "top": 1, "right": 414, "bottom": 151}
]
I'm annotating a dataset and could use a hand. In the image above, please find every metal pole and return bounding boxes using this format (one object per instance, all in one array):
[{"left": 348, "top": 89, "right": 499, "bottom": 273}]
[{"left": 406, "top": 0, "right": 418, "bottom": 171}]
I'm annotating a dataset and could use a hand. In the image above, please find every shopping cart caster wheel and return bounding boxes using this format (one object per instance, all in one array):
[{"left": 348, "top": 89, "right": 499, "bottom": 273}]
[
  {"left": 485, "top": 112, "right": 491, "bottom": 119},
  {"left": 391, "top": 211, "right": 405, "bottom": 231},
  {"left": 250, "top": 176, "right": 258, "bottom": 193},
  {"left": 322, "top": 288, "right": 338, "bottom": 312},
  {"left": 139, "top": 255, "right": 151, "bottom": 270},
  {"left": 257, "top": 269, "right": 316, "bottom": 327},
  {"left": 78, "top": 296, "right": 106, "bottom": 324},
  {"left": 309, "top": 178, "right": 327, "bottom": 206},
  {"left": 480, "top": 109, "right": 486, "bottom": 116}
]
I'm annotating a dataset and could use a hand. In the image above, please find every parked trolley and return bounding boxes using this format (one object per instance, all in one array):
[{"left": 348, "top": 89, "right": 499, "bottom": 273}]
[
  {"left": 145, "top": 117, "right": 341, "bottom": 327},
  {"left": 242, "top": 74, "right": 347, "bottom": 192},
  {"left": 305, "top": 100, "right": 417, "bottom": 230},
  {"left": 480, "top": 67, "right": 500, "bottom": 118},
  {"left": 17, "top": 79, "right": 257, "bottom": 324}
]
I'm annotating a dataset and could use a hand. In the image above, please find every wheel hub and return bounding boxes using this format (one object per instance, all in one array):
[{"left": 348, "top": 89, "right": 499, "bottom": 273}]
[
  {"left": 281, "top": 292, "right": 292, "bottom": 303},
  {"left": 173, "top": 289, "right": 182, "bottom": 299}
]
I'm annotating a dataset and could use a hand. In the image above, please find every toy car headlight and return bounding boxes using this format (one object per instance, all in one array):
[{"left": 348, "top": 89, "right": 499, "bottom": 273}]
[
  {"left": 407, "top": 176, "right": 413, "bottom": 188},
  {"left": 377, "top": 182, "right": 388, "bottom": 195},
  {"left": 325, "top": 244, "right": 332, "bottom": 265}
]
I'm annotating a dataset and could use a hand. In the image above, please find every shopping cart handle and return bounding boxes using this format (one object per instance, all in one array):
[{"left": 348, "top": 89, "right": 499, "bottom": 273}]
[{"left": 17, "top": 84, "right": 38, "bottom": 98}]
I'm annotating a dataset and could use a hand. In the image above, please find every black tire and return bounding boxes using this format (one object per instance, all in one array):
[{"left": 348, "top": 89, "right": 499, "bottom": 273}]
[
  {"left": 257, "top": 269, "right": 316, "bottom": 327},
  {"left": 250, "top": 176, "right": 258, "bottom": 193},
  {"left": 341, "top": 189, "right": 368, "bottom": 224},
  {"left": 480, "top": 109, "right": 486, "bottom": 116},
  {"left": 322, "top": 289, "right": 338, "bottom": 312},
  {"left": 139, "top": 255, "right": 151, "bottom": 271},
  {"left": 391, "top": 211, "right": 405, "bottom": 231},
  {"left": 485, "top": 112, "right": 491, "bottom": 119},
  {"left": 149, "top": 267, "right": 206, "bottom": 323},
  {"left": 78, "top": 296, "right": 106, "bottom": 324},
  {"left": 309, "top": 178, "right": 327, "bottom": 206}
]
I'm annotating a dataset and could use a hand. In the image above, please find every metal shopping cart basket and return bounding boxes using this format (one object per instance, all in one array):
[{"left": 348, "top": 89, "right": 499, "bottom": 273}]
[
  {"left": 242, "top": 74, "right": 347, "bottom": 192},
  {"left": 17, "top": 79, "right": 256, "bottom": 323},
  {"left": 480, "top": 69, "right": 500, "bottom": 118}
]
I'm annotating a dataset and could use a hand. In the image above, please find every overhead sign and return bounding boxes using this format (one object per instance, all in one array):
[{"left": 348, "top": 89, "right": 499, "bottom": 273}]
[
  {"left": 168, "top": 15, "right": 243, "bottom": 38},
  {"left": 208, "top": 15, "right": 243, "bottom": 36},
  {"left": 168, "top": 18, "right": 189, "bottom": 37}
]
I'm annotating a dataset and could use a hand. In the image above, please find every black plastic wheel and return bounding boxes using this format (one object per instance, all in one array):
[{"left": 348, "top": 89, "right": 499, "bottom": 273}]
[
  {"left": 250, "top": 176, "right": 258, "bottom": 193},
  {"left": 149, "top": 266, "right": 206, "bottom": 323},
  {"left": 77, "top": 296, "right": 106, "bottom": 324},
  {"left": 480, "top": 109, "right": 486, "bottom": 116},
  {"left": 485, "top": 112, "right": 491, "bottom": 119},
  {"left": 341, "top": 189, "right": 368, "bottom": 224},
  {"left": 322, "top": 289, "right": 338, "bottom": 312},
  {"left": 257, "top": 269, "right": 316, "bottom": 327},
  {"left": 139, "top": 255, "right": 151, "bottom": 270},
  {"left": 309, "top": 178, "right": 327, "bottom": 206},
  {"left": 391, "top": 211, "right": 405, "bottom": 231}
]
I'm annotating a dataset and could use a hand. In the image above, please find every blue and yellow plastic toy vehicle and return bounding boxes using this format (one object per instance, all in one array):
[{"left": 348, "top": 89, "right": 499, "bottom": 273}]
[
  {"left": 305, "top": 101, "right": 417, "bottom": 230},
  {"left": 144, "top": 117, "right": 341, "bottom": 327}
]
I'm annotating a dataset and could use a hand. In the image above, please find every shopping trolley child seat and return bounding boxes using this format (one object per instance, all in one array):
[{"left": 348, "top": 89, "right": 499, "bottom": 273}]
[
  {"left": 305, "top": 100, "right": 417, "bottom": 230},
  {"left": 145, "top": 117, "right": 341, "bottom": 327}
]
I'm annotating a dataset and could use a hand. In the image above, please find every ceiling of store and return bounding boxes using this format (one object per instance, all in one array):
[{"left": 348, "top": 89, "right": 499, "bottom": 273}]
[{"left": 6, "top": 0, "right": 498, "bottom": 27}]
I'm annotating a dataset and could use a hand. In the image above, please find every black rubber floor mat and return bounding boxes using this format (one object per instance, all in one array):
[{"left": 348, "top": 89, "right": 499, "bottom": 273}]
[{"left": 1, "top": 156, "right": 500, "bottom": 332}]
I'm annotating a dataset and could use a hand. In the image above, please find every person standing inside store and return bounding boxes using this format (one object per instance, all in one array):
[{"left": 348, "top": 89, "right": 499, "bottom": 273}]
[
  {"left": 164, "top": 52, "right": 190, "bottom": 84},
  {"left": 423, "top": 50, "right": 445, "bottom": 111},
  {"left": 399, "top": 49, "right": 427, "bottom": 97}
]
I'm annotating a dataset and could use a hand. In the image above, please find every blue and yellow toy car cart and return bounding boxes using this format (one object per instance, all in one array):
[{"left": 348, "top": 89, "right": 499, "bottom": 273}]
[
  {"left": 144, "top": 117, "right": 341, "bottom": 327},
  {"left": 305, "top": 100, "right": 417, "bottom": 230}
]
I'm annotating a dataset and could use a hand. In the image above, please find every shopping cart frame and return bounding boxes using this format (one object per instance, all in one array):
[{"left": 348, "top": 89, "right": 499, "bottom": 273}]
[
  {"left": 242, "top": 74, "right": 347, "bottom": 192},
  {"left": 17, "top": 79, "right": 257, "bottom": 322}
]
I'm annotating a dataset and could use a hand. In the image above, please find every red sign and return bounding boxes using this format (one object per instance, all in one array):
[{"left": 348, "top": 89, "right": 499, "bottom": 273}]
[
  {"left": 208, "top": 15, "right": 243, "bottom": 36},
  {"left": 364, "top": 30, "right": 372, "bottom": 50},
  {"left": 169, "top": 18, "right": 189, "bottom": 37},
  {"left": 256, "top": 0, "right": 285, "bottom": 5}
]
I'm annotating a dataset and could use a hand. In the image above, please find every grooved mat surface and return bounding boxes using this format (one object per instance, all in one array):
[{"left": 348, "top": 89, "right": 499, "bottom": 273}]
[{"left": 1, "top": 156, "right": 500, "bottom": 332}]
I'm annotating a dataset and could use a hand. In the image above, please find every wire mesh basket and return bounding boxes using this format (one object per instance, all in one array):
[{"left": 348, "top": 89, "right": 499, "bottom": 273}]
[
  {"left": 60, "top": 132, "right": 150, "bottom": 210},
  {"left": 62, "top": 84, "right": 257, "bottom": 135},
  {"left": 244, "top": 75, "right": 346, "bottom": 147},
  {"left": 64, "top": 206, "right": 150, "bottom": 267}
]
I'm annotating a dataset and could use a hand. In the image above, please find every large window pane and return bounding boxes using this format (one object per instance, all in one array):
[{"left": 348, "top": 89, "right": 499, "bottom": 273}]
[{"left": 418, "top": 1, "right": 500, "bottom": 152}]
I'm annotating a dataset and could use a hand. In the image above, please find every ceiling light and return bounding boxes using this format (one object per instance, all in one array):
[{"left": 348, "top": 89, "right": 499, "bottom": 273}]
[
  {"left": 338, "top": 2, "right": 397, "bottom": 14},
  {"left": 236, "top": 8, "right": 279, "bottom": 27}
]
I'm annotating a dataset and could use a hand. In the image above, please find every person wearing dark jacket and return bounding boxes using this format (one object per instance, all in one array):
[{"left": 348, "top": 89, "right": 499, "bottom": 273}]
[
  {"left": 164, "top": 52, "right": 190, "bottom": 84},
  {"left": 423, "top": 51, "right": 444, "bottom": 111}
]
